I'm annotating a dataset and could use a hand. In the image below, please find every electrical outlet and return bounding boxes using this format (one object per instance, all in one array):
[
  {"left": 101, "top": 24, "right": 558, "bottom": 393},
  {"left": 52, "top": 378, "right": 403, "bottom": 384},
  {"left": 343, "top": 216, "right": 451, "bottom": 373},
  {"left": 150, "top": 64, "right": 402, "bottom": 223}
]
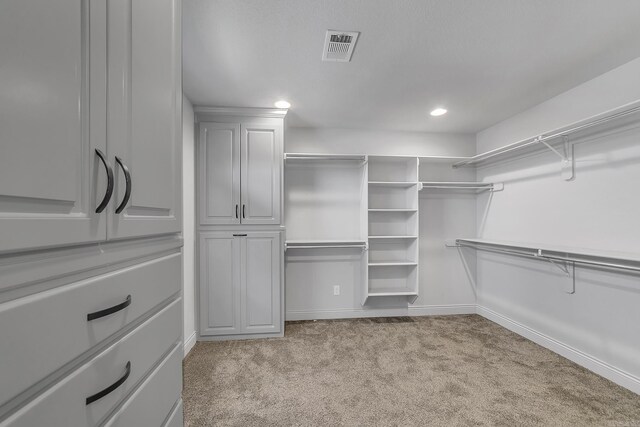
[{"left": 333, "top": 285, "right": 340, "bottom": 296}]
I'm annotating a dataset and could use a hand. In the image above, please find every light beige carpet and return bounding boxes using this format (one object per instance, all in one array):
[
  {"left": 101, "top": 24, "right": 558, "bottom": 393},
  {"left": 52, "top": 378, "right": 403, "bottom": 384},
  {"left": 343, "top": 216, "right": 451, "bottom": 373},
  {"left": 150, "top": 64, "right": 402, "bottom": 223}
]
[{"left": 183, "top": 315, "right": 640, "bottom": 426}]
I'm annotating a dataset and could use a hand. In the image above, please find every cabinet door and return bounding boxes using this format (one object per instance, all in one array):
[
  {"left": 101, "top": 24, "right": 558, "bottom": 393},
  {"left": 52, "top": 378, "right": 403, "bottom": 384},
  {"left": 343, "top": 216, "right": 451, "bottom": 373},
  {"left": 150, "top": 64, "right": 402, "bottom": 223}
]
[
  {"left": 199, "top": 233, "right": 241, "bottom": 336},
  {"left": 198, "top": 123, "right": 241, "bottom": 225},
  {"left": 107, "top": 0, "right": 181, "bottom": 239},
  {"left": 240, "top": 123, "right": 282, "bottom": 225},
  {"left": 0, "top": 0, "right": 107, "bottom": 253},
  {"left": 241, "top": 232, "right": 281, "bottom": 334}
]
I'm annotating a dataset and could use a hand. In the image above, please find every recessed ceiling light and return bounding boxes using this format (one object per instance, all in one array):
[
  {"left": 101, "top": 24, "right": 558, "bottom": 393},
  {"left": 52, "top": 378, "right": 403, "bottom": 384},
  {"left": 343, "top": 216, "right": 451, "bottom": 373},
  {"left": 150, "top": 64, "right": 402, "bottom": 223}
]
[
  {"left": 274, "top": 100, "right": 291, "bottom": 109},
  {"left": 430, "top": 107, "right": 447, "bottom": 117}
]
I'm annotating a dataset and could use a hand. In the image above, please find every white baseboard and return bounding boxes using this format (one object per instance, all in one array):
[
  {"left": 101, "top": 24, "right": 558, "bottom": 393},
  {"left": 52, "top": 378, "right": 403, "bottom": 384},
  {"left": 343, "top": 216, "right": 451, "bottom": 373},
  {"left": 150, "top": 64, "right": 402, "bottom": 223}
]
[
  {"left": 477, "top": 305, "right": 640, "bottom": 395},
  {"left": 183, "top": 331, "right": 197, "bottom": 358},
  {"left": 286, "top": 304, "right": 476, "bottom": 321},
  {"left": 409, "top": 304, "right": 476, "bottom": 316}
]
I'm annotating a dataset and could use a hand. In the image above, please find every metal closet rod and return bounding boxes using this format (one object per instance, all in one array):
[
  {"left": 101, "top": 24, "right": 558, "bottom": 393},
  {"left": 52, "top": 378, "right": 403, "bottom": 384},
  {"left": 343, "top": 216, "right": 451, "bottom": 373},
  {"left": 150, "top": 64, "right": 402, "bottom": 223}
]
[
  {"left": 285, "top": 244, "right": 367, "bottom": 249},
  {"left": 453, "top": 103, "right": 640, "bottom": 168},
  {"left": 284, "top": 154, "right": 366, "bottom": 161},
  {"left": 455, "top": 240, "right": 640, "bottom": 273},
  {"left": 421, "top": 181, "right": 494, "bottom": 190}
]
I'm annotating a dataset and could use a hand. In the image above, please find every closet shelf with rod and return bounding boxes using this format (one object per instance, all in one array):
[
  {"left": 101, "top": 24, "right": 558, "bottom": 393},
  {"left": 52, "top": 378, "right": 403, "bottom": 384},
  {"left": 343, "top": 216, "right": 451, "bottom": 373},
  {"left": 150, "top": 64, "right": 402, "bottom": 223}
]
[
  {"left": 420, "top": 182, "right": 504, "bottom": 192},
  {"left": 284, "top": 153, "right": 367, "bottom": 162},
  {"left": 285, "top": 240, "right": 368, "bottom": 250},
  {"left": 450, "top": 238, "right": 640, "bottom": 274},
  {"left": 368, "top": 181, "right": 418, "bottom": 187},
  {"left": 452, "top": 100, "right": 640, "bottom": 181}
]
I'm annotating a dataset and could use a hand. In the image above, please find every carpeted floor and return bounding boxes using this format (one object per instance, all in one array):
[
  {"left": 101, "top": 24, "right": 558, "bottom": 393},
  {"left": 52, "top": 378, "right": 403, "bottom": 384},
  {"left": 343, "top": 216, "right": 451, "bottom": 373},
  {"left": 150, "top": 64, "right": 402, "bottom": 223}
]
[{"left": 183, "top": 315, "right": 640, "bottom": 426}]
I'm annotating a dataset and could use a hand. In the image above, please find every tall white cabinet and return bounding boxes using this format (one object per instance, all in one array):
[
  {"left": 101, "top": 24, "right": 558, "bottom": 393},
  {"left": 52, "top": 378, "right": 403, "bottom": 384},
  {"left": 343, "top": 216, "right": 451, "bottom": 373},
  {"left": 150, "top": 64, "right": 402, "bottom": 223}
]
[
  {"left": 0, "top": 0, "right": 183, "bottom": 425},
  {"left": 196, "top": 108, "right": 286, "bottom": 340}
]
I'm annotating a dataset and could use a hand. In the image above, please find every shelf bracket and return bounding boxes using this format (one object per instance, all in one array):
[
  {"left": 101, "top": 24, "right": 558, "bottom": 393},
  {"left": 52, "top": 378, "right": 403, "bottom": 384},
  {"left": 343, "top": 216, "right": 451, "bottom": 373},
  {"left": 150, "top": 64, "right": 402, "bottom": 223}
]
[
  {"left": 539, "top": 136, "right": 574, "bottom": 181},
  {"left": 537, "top": 250, "right": 576, "bottom": 294}
]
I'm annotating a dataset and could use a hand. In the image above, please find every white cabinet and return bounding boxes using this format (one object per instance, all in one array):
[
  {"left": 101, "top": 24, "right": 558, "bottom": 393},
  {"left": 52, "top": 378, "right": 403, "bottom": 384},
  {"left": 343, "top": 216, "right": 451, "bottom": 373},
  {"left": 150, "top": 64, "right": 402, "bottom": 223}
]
[
  {"left": 198, "top": 117, "right": 282, "bottom": 225},
  {"left": 241, "top": 124, "right": 282, "bottom": 225},
  {"left": 198, "top": 123, "right": 241, "bottom": 225},
  {"left": 0, "top": 0, "right": 181, "bottom": 254},
  {"left": 200, "top": 231, "right": 282, "bottom": 338},
  {"left": 0, "top": 0, "right": 107, "bottom": 253},
  {"left": 107, "top": 0, "right": 182, "bottom": 239}
]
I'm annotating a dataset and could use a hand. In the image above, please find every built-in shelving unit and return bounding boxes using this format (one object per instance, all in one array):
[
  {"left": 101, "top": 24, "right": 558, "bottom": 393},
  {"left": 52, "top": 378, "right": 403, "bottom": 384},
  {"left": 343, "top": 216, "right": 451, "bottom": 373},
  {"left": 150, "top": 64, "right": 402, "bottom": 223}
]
[{"left": 365, "top": 156, "right": 420, "bottom": 304}]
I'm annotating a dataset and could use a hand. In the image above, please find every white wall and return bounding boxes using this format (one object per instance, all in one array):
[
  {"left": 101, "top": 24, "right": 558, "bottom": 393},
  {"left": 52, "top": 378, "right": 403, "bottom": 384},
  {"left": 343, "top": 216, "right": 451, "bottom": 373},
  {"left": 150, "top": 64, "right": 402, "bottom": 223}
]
[
  {"left": 287, "top": 127, "right": 474, "bottom": 157},
  {"left": 285, "top": 128, "right": 478, "bottom": 320},
  {"left": 182, "top": 95, "right": 196, "bottom": 357},
  {"left": 474, "top": 57, "right": 640, "bottom": 393}
]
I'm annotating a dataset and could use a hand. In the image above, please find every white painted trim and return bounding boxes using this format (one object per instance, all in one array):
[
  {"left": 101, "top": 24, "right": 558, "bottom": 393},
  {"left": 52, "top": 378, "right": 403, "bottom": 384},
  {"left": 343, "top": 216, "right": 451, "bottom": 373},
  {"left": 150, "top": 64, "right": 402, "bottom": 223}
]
[
  {"left": 409, "top": 304, "right": 477, "bottom": 316},
  {"left": 285, "top": 304, "right": 476, "bottom": 321},
  {"left": 183, "top": 331, "right": 197, "bottom": 358},
  {"left": 194, "top": 106, "right": 288, "bottom": 119},
  {"left": 477, "top": 305, "right": 640, "bottom": 395},
  {"left": 197, "top": 331, "right": 284, "bottom": 341}
]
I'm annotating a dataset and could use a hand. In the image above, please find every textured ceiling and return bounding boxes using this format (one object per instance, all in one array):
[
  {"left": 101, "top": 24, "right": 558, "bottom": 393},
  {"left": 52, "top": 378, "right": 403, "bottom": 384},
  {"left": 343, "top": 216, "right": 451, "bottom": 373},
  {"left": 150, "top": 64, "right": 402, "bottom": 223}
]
[{"left": 183, "top": 0, "right": 640, "bottom": 133}]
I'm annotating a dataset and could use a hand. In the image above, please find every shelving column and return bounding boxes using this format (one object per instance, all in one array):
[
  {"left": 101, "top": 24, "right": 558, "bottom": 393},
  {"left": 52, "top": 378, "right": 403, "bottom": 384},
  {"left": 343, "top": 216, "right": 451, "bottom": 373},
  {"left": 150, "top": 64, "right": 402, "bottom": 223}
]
[{"left": 365, "top": 156, "right": 420, "bottom": 304}]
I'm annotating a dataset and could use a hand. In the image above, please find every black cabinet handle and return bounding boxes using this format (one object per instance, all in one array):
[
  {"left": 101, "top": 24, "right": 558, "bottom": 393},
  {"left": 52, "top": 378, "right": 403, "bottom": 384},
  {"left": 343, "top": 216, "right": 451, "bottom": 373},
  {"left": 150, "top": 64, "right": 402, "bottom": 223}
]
[
  {"left": 95, "top": 149, "right": 114, "bottom": 213},
  {"left": 86, "top": 361, "right": 131, "bottom": 405},
  {"left": 235, "top": 204, "right": 239, "bottom": 219},
  {"left": 242, "top": 204, "right": 246, "bottom": 219},
  {"left": 233, "top": 234, "right": 247, "bottom": 237},
  {"left": 114, "top": 156, "right": 131, "bottom": 214},
  {"left": 87, "top": 295, "right": 132, "bottom": 321}
]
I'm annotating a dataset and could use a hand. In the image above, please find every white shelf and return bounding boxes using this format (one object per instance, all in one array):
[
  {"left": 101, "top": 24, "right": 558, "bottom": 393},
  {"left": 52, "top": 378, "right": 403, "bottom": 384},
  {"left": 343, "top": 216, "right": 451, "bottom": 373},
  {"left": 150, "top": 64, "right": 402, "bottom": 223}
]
[
  {"left": 286, "top": 239, "right": 366, "bottom": 245},
  {"left": 456, "top": 238, "right": 640, "bottom": 264},
  {"left": 285, "top": 239, "right": 367, "bottom": 250},
  {"left": 368, "top": 235, "right": 418, "bottom": 240},
  {"left": 367, "top": 288, "right": 418, "bottom": 297},
  {"left": 368, "top": 209, "right": 417, "bottom": 212},
  {"left": 284, "top": 153, "right": 366, "bottom": 162},
  {"left": 368, "top": 262, "right": 417, "bottom": 267},
  {"left": 453, "top": 101, "right": 640, "bottom": 169},
  {"left": 368, "top": 181, "right": 417, "bottom": 188}
]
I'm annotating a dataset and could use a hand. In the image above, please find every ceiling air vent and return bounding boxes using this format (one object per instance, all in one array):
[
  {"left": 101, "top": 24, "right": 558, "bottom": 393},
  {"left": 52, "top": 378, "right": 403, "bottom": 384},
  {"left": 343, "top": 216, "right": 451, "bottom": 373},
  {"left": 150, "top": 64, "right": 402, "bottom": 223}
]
[{"left": 322, "top": 30, "right": 359, "bottom": 62}]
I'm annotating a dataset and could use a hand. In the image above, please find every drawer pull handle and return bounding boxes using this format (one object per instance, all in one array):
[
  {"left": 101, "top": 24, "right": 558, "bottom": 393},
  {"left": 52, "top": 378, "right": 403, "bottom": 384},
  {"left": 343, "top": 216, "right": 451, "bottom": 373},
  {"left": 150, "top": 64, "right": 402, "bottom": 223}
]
[
  {"left": 87, "top": 295, "right": 132, "bottom": 321},
  {"left": 95, "top": 149, "right": 114, "bottom": 213},
  {"left": 85, "top": 361, "right": 131, "bottom": 405},
  {"left": 114, "top": 156, "right": 132, "bottom": 214},
  {"left": 233, "top": 234, "right": 247, "bottom": 237}
]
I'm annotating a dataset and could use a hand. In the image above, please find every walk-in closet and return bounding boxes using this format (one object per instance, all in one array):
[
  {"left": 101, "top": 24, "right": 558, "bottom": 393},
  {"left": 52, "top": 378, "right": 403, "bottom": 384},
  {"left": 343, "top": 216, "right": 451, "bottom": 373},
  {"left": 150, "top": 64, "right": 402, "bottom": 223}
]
[{"left": 1, "top": 0, "right": 640, "bottom": 426}]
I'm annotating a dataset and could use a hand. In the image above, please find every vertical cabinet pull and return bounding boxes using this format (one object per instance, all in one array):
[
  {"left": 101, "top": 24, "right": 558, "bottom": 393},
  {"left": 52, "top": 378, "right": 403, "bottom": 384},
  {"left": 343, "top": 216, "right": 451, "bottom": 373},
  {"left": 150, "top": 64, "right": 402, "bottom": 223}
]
[
  {"left": 114, "top": 157, "right": 132, "bottom": 214},
  {"left": 95, "top": 149, "right": 114, "bottom": 213},
  {"left": 242, "top": 204, "right": 246, "bottom": 219},
  {"left": 236, "top": 204, "right": 239, "bottom": 219},
  {"left": 87, "top": 295, "right": 132, "bottom": 321},
  {"left": 85, "top": 361, "right": 131, "bottom": 405}
]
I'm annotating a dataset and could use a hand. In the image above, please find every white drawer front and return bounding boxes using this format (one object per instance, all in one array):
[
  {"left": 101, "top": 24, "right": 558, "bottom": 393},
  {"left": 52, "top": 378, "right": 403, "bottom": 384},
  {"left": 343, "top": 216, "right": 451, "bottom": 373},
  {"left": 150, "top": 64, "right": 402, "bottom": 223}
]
[
  {"left": 1, "top": 298, "right": 181, "bottom": 427},
  {"left": 163, "top": 399, "right": 184, "bottom": 427},
  {"left": 0, "top": 253, "right": 181, "bottom": 406},
  {"left": 104, "top": 346, "right": 182, "bottom": 427}
]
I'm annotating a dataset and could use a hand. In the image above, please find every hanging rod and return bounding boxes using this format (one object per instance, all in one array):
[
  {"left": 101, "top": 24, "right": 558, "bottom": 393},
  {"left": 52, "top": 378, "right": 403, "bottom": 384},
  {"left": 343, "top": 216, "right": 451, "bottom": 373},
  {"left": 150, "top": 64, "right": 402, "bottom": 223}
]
[
  {"left": 452, "top": 239, "right": 640, "bottom": 274},
  {"left": 284, "top": 153, "right": 367, "bottom": 161},
  {"left": 453, "top": 101, "right": 640, "bottom": 169},
  {"left": 285, "top": 244, "right": 367, "bottom": 250},
  {"left": 285, "top": 240, "right": 368, "bottom": 251},
  {"left": 420, "top": 181, "right": 503, "bottom": 192}
]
